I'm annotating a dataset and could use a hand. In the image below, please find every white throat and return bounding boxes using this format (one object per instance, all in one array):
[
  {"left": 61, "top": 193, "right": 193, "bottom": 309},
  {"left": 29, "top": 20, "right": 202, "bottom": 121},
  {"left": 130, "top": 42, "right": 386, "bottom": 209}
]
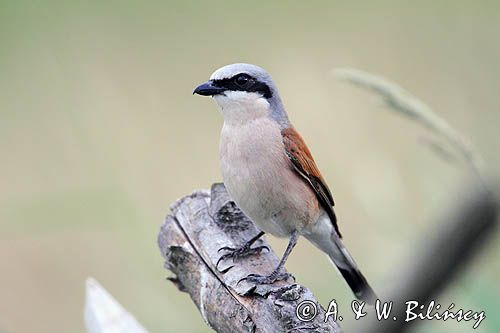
[{"left": 213, "top": 91, "right": 270, "bottom": 126}]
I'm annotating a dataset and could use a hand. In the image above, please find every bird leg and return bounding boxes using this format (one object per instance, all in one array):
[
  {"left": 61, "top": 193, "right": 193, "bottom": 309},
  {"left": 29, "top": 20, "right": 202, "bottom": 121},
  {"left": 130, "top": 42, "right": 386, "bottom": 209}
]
[
  {"left": 216, "top": 231, "right": 268, "bottom": 271},
  {"left": 238, "top": 230, "right": 298, "bottom": 285}
]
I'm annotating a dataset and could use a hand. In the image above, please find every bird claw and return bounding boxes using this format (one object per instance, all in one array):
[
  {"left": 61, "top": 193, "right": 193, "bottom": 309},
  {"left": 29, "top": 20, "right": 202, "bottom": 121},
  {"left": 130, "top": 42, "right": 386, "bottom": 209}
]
[
  {"left": 237, "top": 271, "right": 293, "bottom": 286},
  {"left": 216, "top": 244, "right": 269, "bottom": 271},
  {"left": 218, "top": 246, "right": 236, "bottom": 253},
  {"left": 218, "top": 265, "right": 234, "bottom": 274}
]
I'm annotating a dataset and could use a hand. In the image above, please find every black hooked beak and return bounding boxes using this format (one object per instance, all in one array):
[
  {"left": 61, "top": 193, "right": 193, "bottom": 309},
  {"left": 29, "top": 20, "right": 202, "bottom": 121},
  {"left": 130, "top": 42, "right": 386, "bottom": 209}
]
[{"left": 193, "top": 81, "right": 226, "bottom": 96}]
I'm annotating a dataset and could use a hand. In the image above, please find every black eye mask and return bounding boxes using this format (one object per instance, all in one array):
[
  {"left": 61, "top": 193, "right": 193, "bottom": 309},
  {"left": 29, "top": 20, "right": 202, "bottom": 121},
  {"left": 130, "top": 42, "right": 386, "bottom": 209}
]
[{"left": 212, "top": 73, "right": 273, "bottom": 99}]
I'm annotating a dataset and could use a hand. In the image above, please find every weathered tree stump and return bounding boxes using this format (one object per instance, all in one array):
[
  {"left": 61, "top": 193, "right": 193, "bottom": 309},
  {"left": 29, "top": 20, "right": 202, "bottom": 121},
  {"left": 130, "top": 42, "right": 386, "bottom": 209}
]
[{"left": 158, "top": 183, "right": 341, "bottom": 333}]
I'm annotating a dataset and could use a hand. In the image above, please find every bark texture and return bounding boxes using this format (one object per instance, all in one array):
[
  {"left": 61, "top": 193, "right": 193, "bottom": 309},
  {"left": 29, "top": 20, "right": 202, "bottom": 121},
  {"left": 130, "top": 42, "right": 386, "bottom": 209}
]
[{"left": 158, "top": 183, "right": 341, "bottom": 333}]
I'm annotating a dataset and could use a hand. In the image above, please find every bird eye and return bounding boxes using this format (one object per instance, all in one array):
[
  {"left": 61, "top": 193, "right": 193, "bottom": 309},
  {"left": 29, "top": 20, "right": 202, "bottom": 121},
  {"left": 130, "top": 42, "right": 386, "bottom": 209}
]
[{"left": 234, "top": 74, "right": 251, "bottom": 87}]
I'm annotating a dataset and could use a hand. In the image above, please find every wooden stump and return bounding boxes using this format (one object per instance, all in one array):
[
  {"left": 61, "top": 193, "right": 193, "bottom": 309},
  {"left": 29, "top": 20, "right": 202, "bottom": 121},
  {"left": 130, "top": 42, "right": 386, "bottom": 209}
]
[{"left": 158, "top": 183, "right": 341, "bottom": 333}]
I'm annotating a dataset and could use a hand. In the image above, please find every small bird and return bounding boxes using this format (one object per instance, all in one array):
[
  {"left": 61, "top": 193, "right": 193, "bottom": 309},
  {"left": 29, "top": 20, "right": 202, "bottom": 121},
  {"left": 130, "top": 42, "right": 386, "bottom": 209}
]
[{"left": 194, "top": 63, "right": 376, "bottom": 304}]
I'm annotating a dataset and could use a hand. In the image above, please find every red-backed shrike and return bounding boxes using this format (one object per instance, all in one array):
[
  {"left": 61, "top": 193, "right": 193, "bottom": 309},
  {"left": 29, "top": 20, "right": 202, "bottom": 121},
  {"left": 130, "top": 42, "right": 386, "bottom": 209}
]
[{"left": 194, "top": 63, "right": 376, "bottom": 303}]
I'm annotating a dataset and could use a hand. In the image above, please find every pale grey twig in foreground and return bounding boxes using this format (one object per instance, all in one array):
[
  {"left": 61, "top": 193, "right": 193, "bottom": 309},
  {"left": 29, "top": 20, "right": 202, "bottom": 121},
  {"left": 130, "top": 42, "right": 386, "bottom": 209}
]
[{"left": 84, "top": 277, "right": 148, "bottom": 333}]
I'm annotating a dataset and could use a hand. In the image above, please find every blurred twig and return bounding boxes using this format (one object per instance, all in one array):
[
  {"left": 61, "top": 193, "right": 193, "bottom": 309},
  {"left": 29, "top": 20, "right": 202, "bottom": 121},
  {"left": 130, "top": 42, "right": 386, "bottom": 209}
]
[
  {"left": 335, "top": 68, "right": 486, "bottom": 183},
  {"left": 335, "top": 68, "right": 498, "bottom": 332},
  {"left": 360, "top": 183, "right": 497, "bottom": 333},
  {"left": 417, "top": 135, "right": 459, "bottom": 165}
]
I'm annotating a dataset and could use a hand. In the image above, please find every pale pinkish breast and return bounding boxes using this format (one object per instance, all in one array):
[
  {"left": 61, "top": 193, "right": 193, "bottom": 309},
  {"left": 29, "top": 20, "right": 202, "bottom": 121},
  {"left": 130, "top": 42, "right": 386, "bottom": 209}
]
[{"left": 219, "top": 117, "right": 319, "bottom": 237}]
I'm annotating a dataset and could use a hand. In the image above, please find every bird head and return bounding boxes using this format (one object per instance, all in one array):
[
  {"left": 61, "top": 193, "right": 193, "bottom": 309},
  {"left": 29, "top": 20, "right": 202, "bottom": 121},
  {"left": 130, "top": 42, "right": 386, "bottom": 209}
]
[{"left": 194, "top": 63, "right": 288, "bottom": 126}]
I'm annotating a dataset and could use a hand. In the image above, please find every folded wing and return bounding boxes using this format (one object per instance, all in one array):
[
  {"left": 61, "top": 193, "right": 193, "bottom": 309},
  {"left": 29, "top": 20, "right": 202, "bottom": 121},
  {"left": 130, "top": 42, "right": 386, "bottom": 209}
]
[{"left": 281, "top": 127, "right": 341, "bottom": 238}]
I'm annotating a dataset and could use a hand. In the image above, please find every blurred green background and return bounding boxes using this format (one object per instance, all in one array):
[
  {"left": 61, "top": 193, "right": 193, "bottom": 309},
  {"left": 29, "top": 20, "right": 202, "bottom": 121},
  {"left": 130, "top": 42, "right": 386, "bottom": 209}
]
[{"left": 1, "top": 1, "right": 499, "bottom": 332}]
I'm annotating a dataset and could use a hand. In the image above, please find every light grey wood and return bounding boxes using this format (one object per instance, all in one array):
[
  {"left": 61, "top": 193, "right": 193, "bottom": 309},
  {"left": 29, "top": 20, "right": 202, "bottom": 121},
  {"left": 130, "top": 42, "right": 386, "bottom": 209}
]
[
  {"left": 85, "top": 278, "right": 148, "bottom": 333},
  {"left": 158, "top": 183, "right": 342, "bottom": 333}
]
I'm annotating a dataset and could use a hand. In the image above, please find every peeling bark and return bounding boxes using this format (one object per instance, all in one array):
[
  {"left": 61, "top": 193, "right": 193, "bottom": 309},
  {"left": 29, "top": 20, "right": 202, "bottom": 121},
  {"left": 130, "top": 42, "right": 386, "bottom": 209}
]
[{"left": 158, "top": 183, "right": 341, "bottom": 333}]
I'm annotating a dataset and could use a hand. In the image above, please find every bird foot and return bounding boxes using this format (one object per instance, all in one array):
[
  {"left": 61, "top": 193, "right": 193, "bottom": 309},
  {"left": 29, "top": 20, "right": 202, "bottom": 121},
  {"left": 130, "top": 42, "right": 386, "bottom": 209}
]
[
  {"left": 237, "top": 271, "right": 293, "bottom": 285},
  {"left": 216, "top": 243, "right": 269, "bottom": 271}
]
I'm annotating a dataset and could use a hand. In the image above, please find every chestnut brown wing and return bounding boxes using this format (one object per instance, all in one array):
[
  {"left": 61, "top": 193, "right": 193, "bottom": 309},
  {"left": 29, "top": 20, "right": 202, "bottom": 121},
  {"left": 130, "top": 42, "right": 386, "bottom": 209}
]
[{"left": 282, "top": 127, "right": 341, "bottom": 238}]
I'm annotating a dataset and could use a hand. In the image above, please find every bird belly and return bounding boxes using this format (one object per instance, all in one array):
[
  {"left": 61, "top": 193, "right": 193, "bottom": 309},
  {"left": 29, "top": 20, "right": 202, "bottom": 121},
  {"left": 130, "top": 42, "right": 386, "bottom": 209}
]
[{"left": 220, "top": 118, "right": 320, "bottom": 238}]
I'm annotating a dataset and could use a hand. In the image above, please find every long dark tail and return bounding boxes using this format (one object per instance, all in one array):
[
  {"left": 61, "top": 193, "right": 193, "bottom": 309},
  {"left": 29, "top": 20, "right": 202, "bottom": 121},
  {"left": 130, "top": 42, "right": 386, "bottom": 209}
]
[
  {"left": 335, "top": 254, "right": 377, "bottom": 304},
  {"left": 303, "top": 217, "right": 377, "bottom": 304}
]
